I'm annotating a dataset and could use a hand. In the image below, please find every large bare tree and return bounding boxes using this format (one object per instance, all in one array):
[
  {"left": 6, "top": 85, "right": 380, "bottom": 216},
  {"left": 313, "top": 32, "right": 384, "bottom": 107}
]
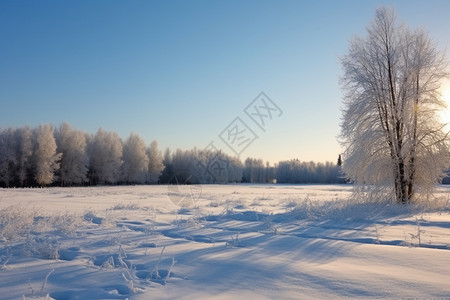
[{"left": 340, "top": 7, "right": 450, "bottom": 204}]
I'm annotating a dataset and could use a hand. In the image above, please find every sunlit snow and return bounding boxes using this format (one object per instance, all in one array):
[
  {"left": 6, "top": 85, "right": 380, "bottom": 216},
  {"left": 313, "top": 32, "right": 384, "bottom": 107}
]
[{"left": 1, "top": 184, "right": 450, "bottom": 299}]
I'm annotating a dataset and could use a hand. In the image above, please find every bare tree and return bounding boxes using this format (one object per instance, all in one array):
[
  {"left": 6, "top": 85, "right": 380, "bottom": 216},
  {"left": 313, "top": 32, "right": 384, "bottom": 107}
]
[{"left": 340, "top": 7, "right": 450, "bottom": 203}]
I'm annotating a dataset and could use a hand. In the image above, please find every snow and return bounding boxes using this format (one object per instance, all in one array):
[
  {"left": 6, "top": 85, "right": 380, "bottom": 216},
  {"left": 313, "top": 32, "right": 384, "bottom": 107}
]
[{"left": 1, "top": 184, "right": 450, "bottom": 299}]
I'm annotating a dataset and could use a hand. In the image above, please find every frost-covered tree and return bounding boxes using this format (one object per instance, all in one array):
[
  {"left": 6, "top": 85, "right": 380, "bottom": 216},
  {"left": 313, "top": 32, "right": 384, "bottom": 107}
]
[
  {"left": 0, "top": 128, "right": 17, "bottom": 187},
  {"left": 171, "top": 148, "right": 196, "bottom": 183},
  {"left": 90, "top": 128, "right": 123, "bottom": 184},
  {"left": 158, "top": 147, "right": 242, "bottom": 184},
  {"left": 122, "top": 133, "right": 149, "bottom": 183},
  {"left": 243, "top": 158, "right": 264, "bottom": 183},
  {"left": 227, "top": 156, "right": 244, "bottom": 183},
  {"left": 16, "top": 126, "right": 33, "bottom": 186},
  {"left": 340, "top": 7, "right": 450, "bottom": 203},
  {"left": 32, "top": 124, "right": 62, "bottom": 186},
  {"left": 195, "top": 150, "right": 243, "bottom": 183},
  {"left": 275, "top": 159, "right": 341, "bottom": 184},
  {"left": 55, "top": 122, "right": 88, "bottom": 185},
  {"left": 159, "top": 148, "right": 173, "bottom": 183},
  {"left": 84, "top": 132, "right": 95, "bottom": 184},
  {"left": 146, "top": 140, "right": 164, "bottom": 183}
]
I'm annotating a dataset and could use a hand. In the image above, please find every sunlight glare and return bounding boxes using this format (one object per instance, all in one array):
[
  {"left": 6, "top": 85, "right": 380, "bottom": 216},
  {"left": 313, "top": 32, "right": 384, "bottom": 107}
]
[
  {"left": 443, "top": 89, "right": 450, "bottom": 104},
  {"left": 440, "top": 84, "right": 450, "bottom": 128}
]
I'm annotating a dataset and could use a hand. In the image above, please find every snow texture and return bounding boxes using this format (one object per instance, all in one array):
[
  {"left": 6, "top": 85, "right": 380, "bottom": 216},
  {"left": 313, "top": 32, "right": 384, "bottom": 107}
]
[{"left": 1, "top": 184, "right": 450, "bottom": 299}]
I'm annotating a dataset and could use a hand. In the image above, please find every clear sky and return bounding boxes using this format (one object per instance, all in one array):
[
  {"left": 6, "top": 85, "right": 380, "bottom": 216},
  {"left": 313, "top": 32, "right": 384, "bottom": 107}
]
[{"left": 1, "top": 0, "right": 450, "bottom": 163}]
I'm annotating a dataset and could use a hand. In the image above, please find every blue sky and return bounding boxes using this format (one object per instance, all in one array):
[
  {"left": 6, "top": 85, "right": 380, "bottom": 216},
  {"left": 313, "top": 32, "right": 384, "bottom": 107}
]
[{"left": 1, "top": 0, "right": 450, "bottom": 163}]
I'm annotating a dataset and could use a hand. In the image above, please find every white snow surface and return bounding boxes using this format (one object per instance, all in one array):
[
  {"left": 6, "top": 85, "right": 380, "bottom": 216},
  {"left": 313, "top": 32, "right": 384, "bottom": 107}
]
[{"left": 1, "top": 184, "right": 450, "bottom": 299}]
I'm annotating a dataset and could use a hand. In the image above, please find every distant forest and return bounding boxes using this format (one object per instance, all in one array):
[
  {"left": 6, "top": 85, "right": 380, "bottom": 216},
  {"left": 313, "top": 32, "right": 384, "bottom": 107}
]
[{"left": 0, "top": 123, "right": 345, "bottom": 187}]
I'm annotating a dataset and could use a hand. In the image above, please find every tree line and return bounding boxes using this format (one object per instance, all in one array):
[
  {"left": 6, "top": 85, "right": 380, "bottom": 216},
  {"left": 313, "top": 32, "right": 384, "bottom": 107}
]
[{"left": 0, "top": 123, "right": 345, "bottom": 187}]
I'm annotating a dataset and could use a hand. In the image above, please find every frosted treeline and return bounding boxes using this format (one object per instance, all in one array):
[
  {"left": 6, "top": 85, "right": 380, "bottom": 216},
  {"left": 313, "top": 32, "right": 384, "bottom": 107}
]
[{"left": 0, "top": 123, "right": 344, "bottom": 187}]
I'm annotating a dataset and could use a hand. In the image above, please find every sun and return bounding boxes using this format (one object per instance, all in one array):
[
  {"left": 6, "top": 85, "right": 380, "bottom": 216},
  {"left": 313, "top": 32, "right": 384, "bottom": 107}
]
[
  {"left": 443, "top": 89, "right": 450, "bottom": 104},
  {"left": 440, "top": 83, "right": 450, "bottom": 126}
]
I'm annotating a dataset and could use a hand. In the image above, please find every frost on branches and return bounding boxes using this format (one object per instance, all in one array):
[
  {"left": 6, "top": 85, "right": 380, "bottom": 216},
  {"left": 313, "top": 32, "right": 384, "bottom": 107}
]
[
  {"left": 340, "top": 7, "right": 450, "bottom": 204},
  {"left": 33, "top": 124, "right": 62, "bottom": 186}
]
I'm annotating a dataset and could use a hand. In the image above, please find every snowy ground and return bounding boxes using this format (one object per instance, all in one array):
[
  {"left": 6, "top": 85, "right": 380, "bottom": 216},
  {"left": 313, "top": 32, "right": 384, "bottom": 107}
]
[{"left": 1, "top": 184, "right": 450, "bottom": 299}]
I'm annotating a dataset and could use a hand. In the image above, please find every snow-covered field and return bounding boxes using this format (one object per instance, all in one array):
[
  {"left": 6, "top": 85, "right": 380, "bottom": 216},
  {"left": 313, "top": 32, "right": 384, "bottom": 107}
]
[{"left": 1, "top": 184, "right": 450, "bottom": 299}]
